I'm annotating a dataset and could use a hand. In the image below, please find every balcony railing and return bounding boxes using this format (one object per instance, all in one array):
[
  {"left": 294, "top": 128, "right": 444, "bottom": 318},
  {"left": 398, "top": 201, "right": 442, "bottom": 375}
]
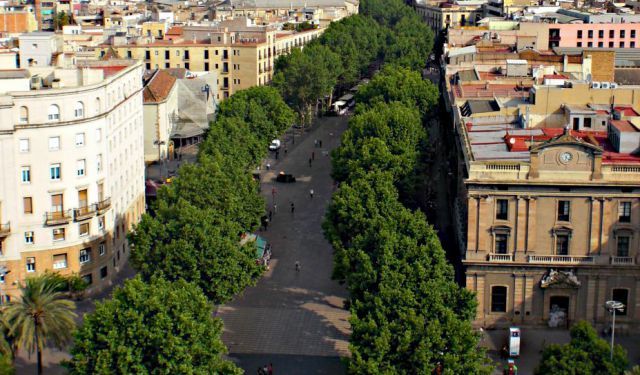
[
  {"left": 488, "top": 253, "right": 513, "bottom": 262},
  {"left": 74, "top": 204, "right": 96, "bottom": 221},
  {"left": 611, "top": 256, "right": 635, "bottom": 265},
  {"left": 528, "top": 255, "right": 595, "bottom": 264},
  {"left": 96, "top": 198, "right": 111, "bottom": 214},
  {"left": 45, "top": 210, "right": 72, "bottom": 226},
  {"left": 0, "top": 222, "right": 9, "bottom": 237}
]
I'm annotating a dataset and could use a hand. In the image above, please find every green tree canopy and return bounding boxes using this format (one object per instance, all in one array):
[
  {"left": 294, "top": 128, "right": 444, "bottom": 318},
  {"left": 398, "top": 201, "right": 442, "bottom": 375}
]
[
  {"left": 66, "top": 277, "right": 240, "bottom": 375},
  {"left": 536, "top": 321, "right": 628, "bottom": 375},
  {"left": 129, "top": 199, "right": 262, "bottom": 304}
]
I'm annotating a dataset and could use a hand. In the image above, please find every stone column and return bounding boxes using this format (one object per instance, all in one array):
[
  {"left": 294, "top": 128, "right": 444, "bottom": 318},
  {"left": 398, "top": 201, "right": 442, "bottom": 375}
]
[
  {"left": 601, "top": 198, "right": 613, "bottom": 256},
  {"left": 467, "top": 196, "right": 479, "bottom": 252},
  {"left": 477, "top": 274, "right": 486, "bottom": 323},
  {"left": 514, "top": 274, "right": 525, "bottom": 322},
  {"left": 586, "top": 277, "right": 597, "bottom": 323},
  {"left": 478, "top": 197, "right": 491, "bottom": 253},
  {"left": 524, "top": 275, "right": 534, "bottom": 321},
  {"left": 527, "top": 198, "right": 537, "bottom": 253},
  {"left": 596, "top": 277, "right": 607, "bottom": 322},
  {"left": 516, "top": 197, "right": 528, "bottom": 254},
  {"left": 590, "top": 198, "right": 603, "bottom": 254}
]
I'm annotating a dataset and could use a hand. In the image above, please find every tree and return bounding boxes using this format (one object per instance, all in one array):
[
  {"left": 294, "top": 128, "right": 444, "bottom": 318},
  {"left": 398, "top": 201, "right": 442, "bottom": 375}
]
[
  {"left": 355, "top": 65, "right": 438, "bottom": 118},
  {"left": 65, "top": 277, "right": 240, "bottom": 374},
  {"left": 4, "top": 274, "right": 76, "bottom": 375},
  {"left": 536, "top": 321, "right": 628, "bottom": 375},
  {"left": 54, "top": 11, "right": 70, "bottom": 30},
  {"left": 129, "top": 199, "right": 263, "bottom": 304}
]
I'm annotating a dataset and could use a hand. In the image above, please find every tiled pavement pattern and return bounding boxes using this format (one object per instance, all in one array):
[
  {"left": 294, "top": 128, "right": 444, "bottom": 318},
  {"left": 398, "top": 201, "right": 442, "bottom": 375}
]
[{"left": 219, "top": 115, "right": 351, "bottom": 374}]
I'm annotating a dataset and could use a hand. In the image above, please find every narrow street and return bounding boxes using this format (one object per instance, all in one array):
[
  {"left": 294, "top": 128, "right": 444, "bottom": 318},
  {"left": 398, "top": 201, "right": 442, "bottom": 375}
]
[{"left": 218, "top": 116, "right": 350, "bottom": 374}]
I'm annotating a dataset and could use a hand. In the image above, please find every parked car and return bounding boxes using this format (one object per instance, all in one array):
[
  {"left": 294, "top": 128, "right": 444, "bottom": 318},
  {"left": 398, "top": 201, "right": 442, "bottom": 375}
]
[
  {"left": 269, "top": 139, "right": 281, "bottom": 151},
  {"left": 276, "top": 171, "right": 296, "bottom": 183}
]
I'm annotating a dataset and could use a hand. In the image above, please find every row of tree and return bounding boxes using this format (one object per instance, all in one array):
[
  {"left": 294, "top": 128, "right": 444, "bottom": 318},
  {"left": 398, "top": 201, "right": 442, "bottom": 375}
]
[
  {"left": 62, "top": 86, "right": 295, "bottom": 373},
  {"left": 320, "top": 0, "right": 493, "bottom": 372},
  {"left": 272, "top": 0, "right": 433, "bottom": 125}
]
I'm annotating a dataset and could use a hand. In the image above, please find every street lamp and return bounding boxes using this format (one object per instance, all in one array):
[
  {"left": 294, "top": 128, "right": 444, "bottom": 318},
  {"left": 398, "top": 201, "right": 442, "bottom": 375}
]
[{"left": 605, "top": 300, "right": 625, "bottom": 361}]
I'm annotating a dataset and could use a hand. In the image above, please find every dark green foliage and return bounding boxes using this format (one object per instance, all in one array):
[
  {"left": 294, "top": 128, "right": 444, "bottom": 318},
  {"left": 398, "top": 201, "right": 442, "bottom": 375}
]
[
  {"left": 66, "top": 277, "right": 240, "bottom": 374},
  {"left": 536, "top": 321, "right": 628, "bottom": 375}
]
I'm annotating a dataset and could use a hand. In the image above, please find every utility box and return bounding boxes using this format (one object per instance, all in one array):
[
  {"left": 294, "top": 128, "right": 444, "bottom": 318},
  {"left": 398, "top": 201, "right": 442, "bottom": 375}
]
[{"left": 509, "top": 327, "right": 521, "bottom": 357}]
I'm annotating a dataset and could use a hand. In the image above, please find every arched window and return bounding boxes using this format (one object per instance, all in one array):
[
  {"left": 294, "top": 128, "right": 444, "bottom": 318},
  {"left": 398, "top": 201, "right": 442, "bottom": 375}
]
[
  {"left": 19, "top": 106, "right": 28, "bottom": 123},
  {"left": 95, "top": 97, "right": 101, "bottom": 114},
  {"left": 74, "top": 101, "right": 84, "bottom": 118},
  {"left": 48, "top": 104, "right": 60, "bottom": 121}
]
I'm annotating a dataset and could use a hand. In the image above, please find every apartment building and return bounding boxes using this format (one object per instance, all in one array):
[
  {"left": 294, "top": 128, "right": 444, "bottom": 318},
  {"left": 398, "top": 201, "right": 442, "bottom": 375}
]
[
  {"left": 97, "top": 20, "right": 324, "bottom": 99},
  {"left": 444, "top": 45, "right": 640, "bottom": 330},
  {"left": 0, "top": 60, "right": 145, "bottom": 299},
  {"left": 415, "top": 0, "right": 486, "bottom": 31},
  {"left": 519, "top": 22, "right": 640, "bottom": 50}
]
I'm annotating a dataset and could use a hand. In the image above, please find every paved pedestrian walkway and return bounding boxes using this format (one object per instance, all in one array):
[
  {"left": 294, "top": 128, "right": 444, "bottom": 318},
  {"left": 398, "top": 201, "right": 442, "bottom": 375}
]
[{"left": 219, "top": 115, "right": 351, "bottom": 374}]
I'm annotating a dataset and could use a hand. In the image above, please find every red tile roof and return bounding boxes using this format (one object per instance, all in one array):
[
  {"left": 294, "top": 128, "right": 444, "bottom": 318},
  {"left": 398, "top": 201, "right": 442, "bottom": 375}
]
[
  {"left": 610, "top": 120, "right": 638, "bottom": 133},
  {"left": 143, "top": 70, "right": 177, "bottom": 103}
]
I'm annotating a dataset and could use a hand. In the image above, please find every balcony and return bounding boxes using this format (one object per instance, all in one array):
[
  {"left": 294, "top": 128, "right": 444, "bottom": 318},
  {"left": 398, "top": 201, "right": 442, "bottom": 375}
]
[
  {"left": 96, "top": 198, "right": 111, "bottom": 215},
  {"left": 488, "top": 253, "right": 513, "bottom": 262},
  {"left": 0, "top": 222, "right": 9, "bottom": 238},
  {"left": 528, "top": 255, "right": 595, "bottom": 264},
  {"left": 611, "top": 256, "right": 635, "bottom": 265},
  {"left": 45, "top": 210, "right": 72, "bottom": 226},
  {"left": 74, "top": 205, "right": 96, "bottom": 221}
]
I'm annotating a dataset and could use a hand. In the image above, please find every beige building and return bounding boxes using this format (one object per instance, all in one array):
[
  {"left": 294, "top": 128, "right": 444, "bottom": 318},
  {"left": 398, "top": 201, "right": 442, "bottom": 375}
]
[
  {"left": 415, "top": 0, "right": 486, "bottom": 31},
  {"left": 142, "top": 70, "right": 178, "bottom": 163},
  {"left": 445, "top": 45, "right": 640, "bottom": 330},
  {"left": 0, "top": 60, "right": 145, "bottom": 299},
  {"left": 96, "top": 20, "right": 324, "bottom": 100}
]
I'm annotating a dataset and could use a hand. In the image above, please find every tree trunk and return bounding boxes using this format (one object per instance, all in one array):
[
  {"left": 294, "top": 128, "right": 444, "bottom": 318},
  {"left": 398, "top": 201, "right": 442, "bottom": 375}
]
[
  {"left": 37, "top": 347, "right": 42, "bottom": 375},
  {"left": 35, "top": 319, "right": 42, "bottom": 375}
]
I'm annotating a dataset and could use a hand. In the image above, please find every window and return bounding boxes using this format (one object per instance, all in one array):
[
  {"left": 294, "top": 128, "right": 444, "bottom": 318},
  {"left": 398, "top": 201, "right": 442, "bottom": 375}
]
[
  {"left": 75, "top": 133, "right": 85, "bottom": 146},
  {"left": 612, "top": 289, "right": 628, "bottom": 315},
  {"left": 19, "top": 139, "right": 29, "bottom": 152},
  {"left": 577, "top": 30, "right": 582, "bottom": 38},
  {"left": 74, "top": 102, "right": 84, "bottom": 118},
  {"left": 165, "top": 62, "right": 170, "bottom": 69},
  {"left": 204, "top": 50, "right": 209, "bottom": 59},
  {"left": 609, "top": 41, "right": 614, "bottom": 48},
  {"left": 98, "top": 216, "right": 105, "bottom": 231},
  {"left": 96, "top": 154, "right": 102, "bottom": 172},
  {"left": 52, "top": 253, "right": 67, "bottom": 269},
  {"left": 79, "top": 222, "right": 90, "bottom": 237},
  {"left": 26, "top": 257, "right": 35, "bottom": 272},
  {"left": 82, "top": 274, "right": 92, "bottom": 285},
  {"left": 496, "top": 199, "right": 509, "bottom": 220},
  {"left": 51, "top": 193, "right": 63, "bottom": 212},
  {"left": 610, "top": 30, "right": 615, "bottom": 38},
  {"left": 96, "top": 128, "right": 102, "bottom": 142},
  {"left": 23, "top": 197, "right": 33, "bottom": 214},
  {"left": 24, "top": 231, "right": 34, "bottom": 244},
  {"left": 185, "top": 62, "right": 190, "bottom": 70},
  {"left": 99, "top": 242, "right": 106, "bottom": 256},
  {"left": 577, "top": 42, "right": 582, "bottom": 47},
  {"left": 176, "top": 50, "right": 180, "bottom": 56},
  {"left": 620, "top": 30, "right": 626, "bottom": 38},
  {"left": 47, "top": 104, "right": 60, "bottom": 121},
  {"left": 95, "top": 98, "right": 101, "bottom": 114},
  {"left": 19, "top": 106, "right": 28, "bottom": 123},
  {"left": 556, "top": 234, "right": 570, "bottom": 255},
  {"left": 100, "top": 266, "right": 108, "bottom": 279},
  {"left": 598, "top": 42, "right": 603, "bottom": 48},
  {"left": 632, "top": 42, "right": 636, "bottom": 48},
  {"left": 557, "top": 201, "right": 570, "bottom": 221},
  {"left": 617, "top": 236, "right": 630, "bottom": 257},
  {"left": 79, "top": 248, "right": 91, "bottom": 263},
  {"left": 587, "top": 42, "right": 593, "bottom": 47},
  {"left": 495, "top": 234, "right": 508, "bottom": 254},
  {"left": 48, "top": 136, "right": 60, "bottom": 150},
  {"left": 619, "top": 202, "right": 631, "bottom": 222},
  {"left": 632, "top": 30, "right": 636, "bottom": 38},
  {"left": 77, "top": 159, "right": 86, "bottom": 177},
  {"left": 620, "top": 42, "right": 625, "bottom": 48},
  {"left": 50, "top": 164, "right": 61, "bottom": 180},
  {"left": 491, "top": 286, "right": 507, "bottom": 312},
  {"left": 598, "top": 30, "right": 604, "bottom": 38},
  {"left": 584, "top": 118, "right": 592, "bottom": 128},
  {"left": 588, "top": 30, "right": 593, "bottom": 38},
  {"left": 53, "top": 228, "right": 65, "bottom": 242},
  {"left": 21, "top": 167, "right": 31, "bottom": 183},
  {"left": 204, "top": 62, "right": 209, "bottom": 71}
]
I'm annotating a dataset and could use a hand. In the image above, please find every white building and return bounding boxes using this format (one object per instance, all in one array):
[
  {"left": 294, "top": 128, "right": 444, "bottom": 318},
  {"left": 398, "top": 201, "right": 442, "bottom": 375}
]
[{"left": 0, "top": 60, "right": 145, "bottom": 299}]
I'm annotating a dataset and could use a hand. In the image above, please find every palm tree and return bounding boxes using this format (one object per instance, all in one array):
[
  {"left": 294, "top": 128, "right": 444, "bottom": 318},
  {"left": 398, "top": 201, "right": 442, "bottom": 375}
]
[{"left": 4, "top": 274, "right": 76, "bottom": 375}]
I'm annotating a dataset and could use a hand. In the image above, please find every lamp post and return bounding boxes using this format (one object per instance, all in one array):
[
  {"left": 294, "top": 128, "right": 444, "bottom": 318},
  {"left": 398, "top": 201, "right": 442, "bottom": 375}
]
[
  {"left": 605, "top": 300, "right": 625, "bottom": 361},
  {"left": 154, "top": 140, "right": 166, "bottom": 180}
]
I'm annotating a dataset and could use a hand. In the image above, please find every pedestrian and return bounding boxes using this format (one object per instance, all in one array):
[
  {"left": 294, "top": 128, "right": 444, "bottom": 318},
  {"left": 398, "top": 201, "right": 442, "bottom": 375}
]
[
  {"left": 258, "top": 367, "right": 265, "bottom": 375},
  {"left": 314, "top": 139, "right": 318, "bottom": 147},
  {"left": 266, "top": 162, "right": 271, "bottom": 170},
  {"left": 311, "top": 151, "right": 315, "bottom": 160},
  {"left": 268, "top": 363, "right": 273, "bottom": 375},
  {"left": 284, "top": 147, "right": 288, "bottom": 155},
  {"left": 290, "top": 202, "right": 295, "bottom": 214},
  {"left": 308, "top": 158, "right": 312, "bottom": 167},
  {"left": 268, "top": 210, "right": 273, "bottom": 221},
  {"left": 309, "top": 189, "right": 314, "bottom": 198},
  {"left": 319, "top": 139, "right": 323, "bottom": 147},
  {"left": 275, "top": 150, "right": 279, "bottom": 160},
  {"left": 273, "top": 203, "right": 278, "bottom": 213},
  {"left": 262, "top": 365, "right": 268, "bottom": 374},
  {"left": 295, "top": 261, "right": 301, "bottom": 272}
]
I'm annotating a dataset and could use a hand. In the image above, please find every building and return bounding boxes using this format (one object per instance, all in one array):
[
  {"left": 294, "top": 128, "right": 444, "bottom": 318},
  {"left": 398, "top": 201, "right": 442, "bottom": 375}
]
[
  {"left": 519, "top": 22, "right": 640, "bottom": 49},
  {"left": 443, "top": 41, "right": 640, "bottom": 330},
  {"left": 96, "top": 19, "right": 324, "bottom": 99},
  {"left": 415, "top": 0, "right": 487, "bottom": 31},
  {"left": 142, "top": 69, "right": 178, "bottom": 163},
  {"left": 0, "top": 8, "right": 38, "bottom": 34},
  {"left": 0, "top": 60, "right": 145, "bottom": 299},
  {"left": 18, "top": 32, "right": 62, "bottom": 68}
]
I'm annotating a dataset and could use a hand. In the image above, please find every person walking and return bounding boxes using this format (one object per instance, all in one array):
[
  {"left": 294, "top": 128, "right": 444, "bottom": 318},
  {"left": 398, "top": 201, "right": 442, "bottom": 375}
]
[
  {"left": 318, "top": 139, "right": 323, "bottom": 148},
  {"left": 266, "top": 162, "right": 271, "bottom": 170},
  {"left": 308, "top": 158, "right": 312, "bottom": 167},
  {"left": 268, "top": 210, "right": 273, "bottom": 221},
  {"left": 311, "top": 151, "right": 315, "bottom": 160},
  {"left": 273, "top": 203, "right": 277, "bottom": 213},
  {"left": 267, "top": 363, "right": 273, "bottom": 375},
  {"left": 295, "top": 261, "right": 301, "bottom": 272},
  {"left": 309, "top": 189, "right": 314, "bottom": 199},
  {"left": 290, "top": 202, "right": 295, "bottom": 214}
]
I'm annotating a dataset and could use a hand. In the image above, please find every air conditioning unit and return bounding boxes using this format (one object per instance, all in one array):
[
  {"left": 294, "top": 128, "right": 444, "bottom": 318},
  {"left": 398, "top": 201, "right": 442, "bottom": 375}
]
[
  {"left": 611, "top": 82, "right": 618, "bottom": 89},
  {"left": 601, "top": 82, "right": 611, "bottom": 89},
  {"left": 591, "top": 81, "right": 601, "bottom": 89}
]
